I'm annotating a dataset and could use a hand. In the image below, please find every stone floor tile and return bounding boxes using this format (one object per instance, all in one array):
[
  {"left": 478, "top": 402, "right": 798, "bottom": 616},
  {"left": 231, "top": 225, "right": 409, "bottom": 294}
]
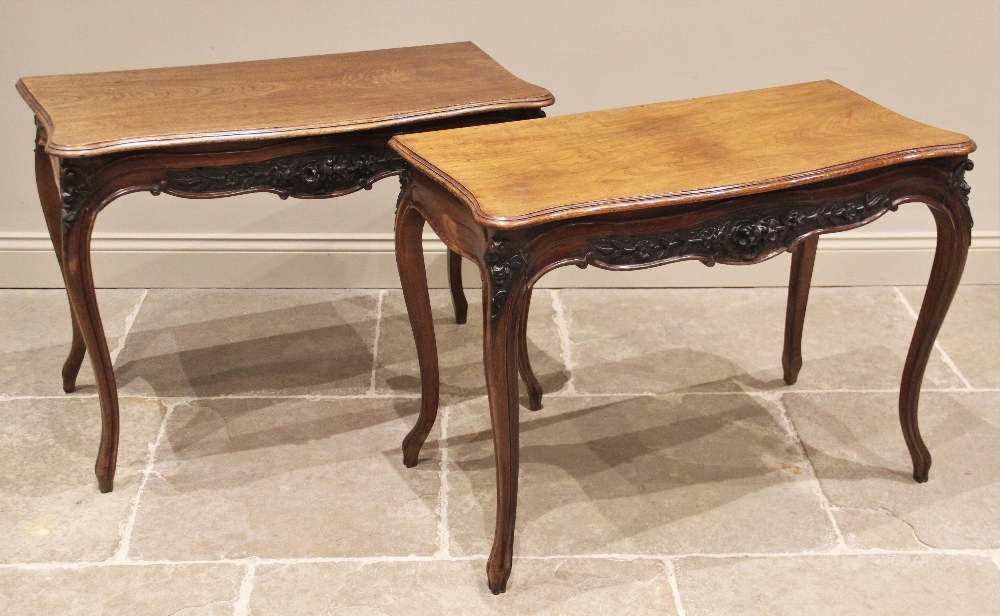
[
  {"left": 0, "top": 397, "right": 165, "bottom": 563},
  {"left": 128, "top": 397, "right": 440, "bottom": 560},
  {"left": 115, "top": 289, "right": 378, "bottom": 397},
  {"left": 0, "top": 289, "right": 146, "bottom": 396},
  {"left": 374, "top": 290, "right": 567, "bottom": 400},
  {"left": 560, "top": 287, "right": 964, "bottom": 394},
  {"left": 0, "top": 563, "right": 243, "bottom": 615},
  {"left": 899, "top": 285, "right": 1000, "bottom": 388},
  {"left": 784, "top": 391, "right": 1000, "bottom": 549},
  {"left": 675, "top": 554, "right": 1000, "bottom": 615},
  {"left": 830, "top": 507, "right": 928, "bottom": 551},
  {"left": 446, "top": 394, "right": 837, "bottom": 557},
  {"left": 250, "top": 557, "right": 675, "bottom": 615}
]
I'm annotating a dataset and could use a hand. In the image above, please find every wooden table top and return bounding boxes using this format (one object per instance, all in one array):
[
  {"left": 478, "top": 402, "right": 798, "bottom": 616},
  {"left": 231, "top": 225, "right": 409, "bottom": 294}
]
[
  {"left": 390, "top": 80, "right": 974, "bottom": 229},
  {"left": 17, "top": 42, "right": 553, "bottom": 158}
]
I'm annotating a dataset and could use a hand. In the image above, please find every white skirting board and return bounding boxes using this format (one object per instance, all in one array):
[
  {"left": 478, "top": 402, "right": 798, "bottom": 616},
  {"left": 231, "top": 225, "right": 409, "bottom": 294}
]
[{"left": 0, "top": 231, "right": 997, "bottom": 289}]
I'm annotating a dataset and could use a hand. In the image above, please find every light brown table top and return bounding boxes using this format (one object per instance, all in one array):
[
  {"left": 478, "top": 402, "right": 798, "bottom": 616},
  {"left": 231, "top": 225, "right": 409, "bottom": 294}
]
[
  {"left": 17, "top": 42, "right": 553, "bottom": 158},
  {"left": 390, "top": 80, "right": 975, "bottom": 229}
]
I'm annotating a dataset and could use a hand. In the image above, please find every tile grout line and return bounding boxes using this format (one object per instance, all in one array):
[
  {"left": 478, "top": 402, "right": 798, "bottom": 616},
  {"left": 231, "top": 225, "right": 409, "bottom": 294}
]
[
  {"left": 758, "top": 391, "right": 849, "bottom": 552},
  {"left": 366, "top": 289, "right": 386, "bottom": 395},
  {"left": 540, "top": 388, "right": 997, "bottom": 397},
  {"left": 434, "top": 403, "right": 451, "bottom": 558},
  {"left": 3, "top": 387, "right": 998, "bottom": 403},
  {"left": 892, "top": 287, "right": 974, "bottom": 389},
  {"left": 110, "top": 399, "right": 177, "bottom": 562},
  {"left": 109, "top": 288, "right": 148, "bottom": 366},
  {"left": 550, "top": 289, "right": 577, "bottom": 395},
  {"left": 231, "top": 560, "right": 257, "bottom": 616},
  {"left": 7, "top": 548, "right": 1000, "bottom": 572},
  {"left": 662, "top": 558, "right": 687, "bottom": 616}
]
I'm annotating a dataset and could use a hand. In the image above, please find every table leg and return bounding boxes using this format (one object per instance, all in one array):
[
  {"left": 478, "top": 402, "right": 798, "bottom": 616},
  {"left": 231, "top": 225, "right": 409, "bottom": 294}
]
[
  {"left": 481, "top": 257, "right": 527, "bottom": 595},
  {"left": 397, "top": 198, "right": 441, "bottom": 468},
  {"left": 899, "top": 187, "right": 971, "bottom": 483},
  {"left": 62, "top": 193, "right": 120, "bottom": 493},
  {"left": 518, "top": 287, "right": 543, "bottom": 410},
  {"left": 447, "top": 249, "right": 469, "bottom": 324},
  {"left": 34, "top": 144, "right": 87, "bottom": 393},
  {"left": 782, "top": 235, "right": 818, "bottom": 385},
  {"left": 447, "top": 246, "right": 543, "bottom": 410}
]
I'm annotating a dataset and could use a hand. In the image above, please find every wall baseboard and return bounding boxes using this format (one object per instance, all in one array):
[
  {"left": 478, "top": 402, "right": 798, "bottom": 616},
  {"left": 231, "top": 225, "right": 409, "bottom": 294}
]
[{"left": 1, "top": 231, "right": 997, "bottom": 288}]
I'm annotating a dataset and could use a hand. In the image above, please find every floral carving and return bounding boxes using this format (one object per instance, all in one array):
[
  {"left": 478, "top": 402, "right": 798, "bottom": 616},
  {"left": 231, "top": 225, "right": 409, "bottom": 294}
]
[
  {"left": 59, "top": 163, "right": 97, "bottom": 237},
  {"left": 165, "top": 147, "right": 407, "bottom": 199},
  {"left": 949, "top": 159, "right": 974, "bottom": 228},
  {"left": 591, "top": 190, "right": 894, "bottom": 267},
  {"left": 396, "top": 167, "right": 412, "bottom": 212},
  {"left": 484, "top": 240, "right": 526, "bottom": 322}
]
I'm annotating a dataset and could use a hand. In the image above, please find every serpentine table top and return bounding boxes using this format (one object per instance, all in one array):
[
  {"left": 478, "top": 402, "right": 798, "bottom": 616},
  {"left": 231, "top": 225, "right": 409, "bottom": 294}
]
[
  {"left": 390, "top": 80, "right": 974, "bottom": 228},
  {"left": 17, "top": 41, "right": 554, "bottom": 157}
]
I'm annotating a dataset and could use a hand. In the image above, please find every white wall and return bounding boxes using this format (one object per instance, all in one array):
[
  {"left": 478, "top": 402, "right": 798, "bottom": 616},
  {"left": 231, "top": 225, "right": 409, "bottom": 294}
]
[{"left": 1, "top": 0, "right": 997, "bottom": 287}]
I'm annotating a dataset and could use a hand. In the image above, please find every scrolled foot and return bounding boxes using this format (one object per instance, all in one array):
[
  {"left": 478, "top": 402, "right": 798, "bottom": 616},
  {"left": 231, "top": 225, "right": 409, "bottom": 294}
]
[
  {"left": 525, "top": 387, "right": 543, "bottom": 412},
  {"left": 96, "top": 457, "right": 114, "bottom": 493},
  {"left": 402, "top": 428, "right": 428, "bottom": 468},
  {"left": 487, "top": 559, "right": 511, "bottom": 595},
  {"left": 910, "top": 449, "right": 931, "bottom": 483},
  {"left": 782, "top": 355, "right": 802, "bottom": 386}
]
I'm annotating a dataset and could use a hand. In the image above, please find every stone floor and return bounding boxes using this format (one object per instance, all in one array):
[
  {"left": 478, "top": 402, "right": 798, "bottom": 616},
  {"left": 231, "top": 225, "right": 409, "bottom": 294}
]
[{"left": 0, "top": 286, "right": 998, "bottom": 615}]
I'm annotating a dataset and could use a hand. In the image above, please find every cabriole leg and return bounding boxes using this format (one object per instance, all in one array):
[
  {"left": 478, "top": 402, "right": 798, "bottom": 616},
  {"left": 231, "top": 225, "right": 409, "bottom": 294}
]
[
  {"left": 899, "top": 191, "right": 971, "bottom": 483},
  {"left": 448, "top": 249, "right": 469, "bottom": 324},
  {"left": 34, "top": 146, "right": 86, "bottom": 393},
  {"left": 782, "top": 234, "right": 818, "bottom": 385},
  {"left": 517, "top": 287, "right": 543, "bottom": 410},
  {"left": 398, "top": 198, "right": 441, "bottom": 468},
  {"left": 481, "top": 251, "right": 528, "bottom": 594},
  {"left": 62, "top": 201, "right": 119, "bottom": 493}
]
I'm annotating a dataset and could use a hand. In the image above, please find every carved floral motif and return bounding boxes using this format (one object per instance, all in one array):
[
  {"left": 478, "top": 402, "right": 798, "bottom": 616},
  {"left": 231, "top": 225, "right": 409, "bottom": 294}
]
[
  {"left": 165, "top": 147, "right": 407, "bottom": 198},
  {"left": 59, "top": 163, "right": 97, "bottom": 236},
  {"left": 591, "top": 190, "right": 894, "bottom": 267},
  {"left": 484, "top": 240, "right": 526, "bottom": 322},
  {"left": 949, "top": 159, "right": 974, "bottom": 228},
  {"left": 396, "top": 167, "right": 412, "bottom": 211}
]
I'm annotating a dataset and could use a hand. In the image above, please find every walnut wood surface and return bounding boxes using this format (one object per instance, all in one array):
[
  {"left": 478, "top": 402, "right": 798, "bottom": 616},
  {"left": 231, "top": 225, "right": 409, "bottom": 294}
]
[
  {"left": 17, "top": 42, "right": 553, "bottom": 157},
  {"left": 390, "top": 80, "right": 974, "bottom": 228}
]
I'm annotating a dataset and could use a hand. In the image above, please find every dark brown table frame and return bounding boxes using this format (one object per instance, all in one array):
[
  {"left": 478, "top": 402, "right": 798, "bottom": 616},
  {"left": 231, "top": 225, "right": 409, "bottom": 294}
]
[
  {"left": 32, "top": 108, "right": 541, "bottom": 494},
  {"left": 396, "top": 154, "right": 974, "bottom": 593}
]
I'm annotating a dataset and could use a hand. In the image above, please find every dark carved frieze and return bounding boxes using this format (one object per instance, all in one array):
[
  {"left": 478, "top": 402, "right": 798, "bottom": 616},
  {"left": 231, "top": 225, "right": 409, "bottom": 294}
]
[
  {"left": 484, "top": 240, "right": 526, "bottom": 323},
  {"left": 949, "top": 159, "right": 974, "bottom": 228},
  {"left": 60, "top": 163, "right": 97, "bottom": 237},
  {"left": 165, "top": 147, "right": 407, "bottom": 199},
  {"left": 590, "top": 190, "right": 894, "bottom": 268}
]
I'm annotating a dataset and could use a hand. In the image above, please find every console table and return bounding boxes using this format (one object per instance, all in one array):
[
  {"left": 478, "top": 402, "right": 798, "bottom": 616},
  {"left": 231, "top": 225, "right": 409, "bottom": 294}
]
[
  {"left": 389, "top": 80, "right": 975, "bottom": 593},
  {"left": 16, "top": 42, "right": 553, "bottom": 493}
]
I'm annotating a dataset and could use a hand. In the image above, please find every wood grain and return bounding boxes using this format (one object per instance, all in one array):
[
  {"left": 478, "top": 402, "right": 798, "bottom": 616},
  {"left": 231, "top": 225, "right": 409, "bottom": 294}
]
[
  {"left": 17, "top": 42, "right": 553, "bottom": 157},
  {"left": 390, "top": 81, "right": 975, "bottom": 228}
]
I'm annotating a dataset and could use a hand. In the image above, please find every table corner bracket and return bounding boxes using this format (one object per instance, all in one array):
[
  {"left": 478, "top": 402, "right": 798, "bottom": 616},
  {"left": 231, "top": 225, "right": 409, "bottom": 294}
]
[
  {"left": 948, "top": 158, "right": 974, "bottom": 228},
  {"left": 484, "top": 238, "right": 527, "bottom": 323}
]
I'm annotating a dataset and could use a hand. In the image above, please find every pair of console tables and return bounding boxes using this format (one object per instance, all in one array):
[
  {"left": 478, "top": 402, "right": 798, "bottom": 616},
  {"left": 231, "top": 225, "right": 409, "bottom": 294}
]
[{"left": 18, "top": 46, "right": 974, "bottom": 595}]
